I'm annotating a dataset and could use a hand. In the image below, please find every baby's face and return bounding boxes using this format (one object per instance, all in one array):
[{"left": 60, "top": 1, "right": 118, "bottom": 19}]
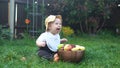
[{"left": 48, "top": 18, "right": 62, "bottom": 34}]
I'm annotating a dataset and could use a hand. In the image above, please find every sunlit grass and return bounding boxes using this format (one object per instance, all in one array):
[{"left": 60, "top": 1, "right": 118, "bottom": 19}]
[{"left": 0, "top": 34, "right": 120, "bottom": 68}]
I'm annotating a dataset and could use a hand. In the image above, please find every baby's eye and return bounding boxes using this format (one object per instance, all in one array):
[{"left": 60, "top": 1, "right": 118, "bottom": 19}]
[
  {"left": 55, "top": 22, "right": 59, "bottom": 25},
  {"left": 59, "top": 23, "right": 62, "bottom": 25},
  {"left": 55, "top": 22, "right": 62, "bottom": 25}
]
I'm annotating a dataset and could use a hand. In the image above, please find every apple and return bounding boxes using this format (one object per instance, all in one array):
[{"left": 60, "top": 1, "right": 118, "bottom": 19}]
[
  {"left": 76, "top": 45, "right": 85, "bottom": 51},
  {"left": 53, "top": 53, "right": 59, "bottom": 62},
  {"left": 71, "top": 45, "right": 85, "bottom": 51},
  {"left": 58, "top": 44, "right": 64, "bottom": 50},
  {"left": 76, "top": 45, "right": 85, "bottom": 50},
  {"left": 64, "top": 44, "right": 73, "bottom": 51},
  {"left": 54, "top": 56, "right": 59, "bottom": 62},
  {"left": 71, "top": 44, "right": 76, "bottom": 48},
  {"left": 60, "top": 46, "right": 64, "bottom": 50},
  {"left": 71, "top": 47, "right": 80, "bottom": 51},
  {"left": 79, "top": 46, "right": 85, "bottom": 50}
]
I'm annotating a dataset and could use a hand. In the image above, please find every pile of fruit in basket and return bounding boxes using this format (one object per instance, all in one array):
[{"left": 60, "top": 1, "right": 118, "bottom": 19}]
[{"left": 58, "top": 44, "right": 85, "bottom": 51}]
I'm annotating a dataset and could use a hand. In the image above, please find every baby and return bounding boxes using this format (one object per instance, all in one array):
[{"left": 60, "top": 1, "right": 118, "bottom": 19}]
[{"left": 36, "top": 15, "right": 67, "bottom": 61}]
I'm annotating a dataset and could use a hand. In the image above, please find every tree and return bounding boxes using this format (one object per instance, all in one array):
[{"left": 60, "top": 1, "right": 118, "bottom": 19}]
[{"left": 46, "top": 0, "right": 119, "bottom": 34}]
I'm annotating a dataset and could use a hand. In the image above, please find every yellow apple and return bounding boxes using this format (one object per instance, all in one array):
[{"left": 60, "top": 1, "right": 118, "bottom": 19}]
[
  {"left": 76, "top": 45, "right": 85, "bottom": 51},
  {"left": 71, "top": 47, "right": 80, "bottom": 51}
]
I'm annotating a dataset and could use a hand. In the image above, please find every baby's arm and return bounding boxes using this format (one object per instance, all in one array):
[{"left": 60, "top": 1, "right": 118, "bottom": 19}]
[
  {"left": 36, "top": 33, "right": 46, "bottom": 47},
  {"left": 60, "top": 38, "right": 68, "bottom": 43}
]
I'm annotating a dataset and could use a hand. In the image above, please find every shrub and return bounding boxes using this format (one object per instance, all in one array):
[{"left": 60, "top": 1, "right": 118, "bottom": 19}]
[
  {"left": 61, "top": 26, "right": 74, "bottom": 37},
  {"left": 0, "top": 25, "right": 11, "bottom": 40}
]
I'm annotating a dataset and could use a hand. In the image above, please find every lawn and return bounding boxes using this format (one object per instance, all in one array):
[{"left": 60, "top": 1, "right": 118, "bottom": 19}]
[{"left": 0, "top": 33, "right": 120, "bottom": 68}]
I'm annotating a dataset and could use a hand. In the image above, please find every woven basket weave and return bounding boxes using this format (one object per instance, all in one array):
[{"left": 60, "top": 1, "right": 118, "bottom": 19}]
[{"left": 58, "top": 50, "right": 85, "bottom": 63}]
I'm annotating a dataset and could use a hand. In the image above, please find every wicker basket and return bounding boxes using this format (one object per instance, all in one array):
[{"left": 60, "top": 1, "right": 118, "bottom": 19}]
[{"left": 58, "top": 50, "right": 85, "bottom": 63}]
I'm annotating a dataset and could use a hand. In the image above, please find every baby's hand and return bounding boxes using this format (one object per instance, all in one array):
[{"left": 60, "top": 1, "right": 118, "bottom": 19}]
[
  {"left": 40, "top": 42, "right": 46, "bottom": 47},
  {"left": 60, "top": 38, "right": 68, "bottom": 43},
  {"left": 36, "top": 41, "right": 46, "bottom": 47}
]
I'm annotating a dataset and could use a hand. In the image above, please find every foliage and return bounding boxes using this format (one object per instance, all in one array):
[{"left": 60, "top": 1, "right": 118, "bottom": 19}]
[
  {"left": 46, "top": 0, "right": 119, "bottom": 34},
  {"left": 0, "top": 32, "right": 120, "bottom": 68},
  {"left": 0, "top": 25, "right": 11, "bottom": 40},
  {"left": 61, "top": 26, "right": 74, "bottom": 37}
]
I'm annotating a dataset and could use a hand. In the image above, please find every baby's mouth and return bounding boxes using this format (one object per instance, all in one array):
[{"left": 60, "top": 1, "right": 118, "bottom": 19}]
[{"left": 56, "top": 28, "right": 61, "bottom": 31}]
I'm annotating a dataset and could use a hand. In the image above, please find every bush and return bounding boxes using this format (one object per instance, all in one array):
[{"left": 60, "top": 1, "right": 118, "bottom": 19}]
[
  {"left": 0, "top": 25, "right": 11, "bottom": 40},
  {"left": 61, "top": 26, "right": 74, "bottom": 37}
]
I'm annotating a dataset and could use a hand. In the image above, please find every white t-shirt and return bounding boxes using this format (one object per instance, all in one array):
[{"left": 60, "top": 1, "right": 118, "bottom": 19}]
[{"left": 36, "top": 32, "right": 60, "bottom": 52}]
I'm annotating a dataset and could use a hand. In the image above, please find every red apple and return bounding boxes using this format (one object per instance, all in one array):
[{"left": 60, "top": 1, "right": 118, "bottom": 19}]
[
  {"left": 64, "top": 44, "right": 73, "bottom": 51},
  {"left": 71, "top": 44, "right": 75, "bottom": 48},
  {"left": 53, "top": 53, "right": 59, "bottom": 62},
  {"left": 54, "top": 56, "right": 59, "bottom": 62}
]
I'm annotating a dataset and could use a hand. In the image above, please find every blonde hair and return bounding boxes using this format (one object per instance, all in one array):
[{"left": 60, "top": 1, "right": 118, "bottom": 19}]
[{"left": 45, "top": 15, "right": 62, "bottom": 31}]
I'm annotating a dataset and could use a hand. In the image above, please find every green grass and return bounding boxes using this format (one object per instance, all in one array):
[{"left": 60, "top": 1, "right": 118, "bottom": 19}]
[{"left": 0, "top": 34, "right": 120, "bottom": 68}]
